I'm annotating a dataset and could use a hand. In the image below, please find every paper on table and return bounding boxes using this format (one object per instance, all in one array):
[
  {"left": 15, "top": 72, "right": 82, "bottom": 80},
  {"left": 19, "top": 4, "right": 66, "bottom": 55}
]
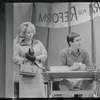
[{"left": 50, "top": 66, "right": 69, "bottom": 72}]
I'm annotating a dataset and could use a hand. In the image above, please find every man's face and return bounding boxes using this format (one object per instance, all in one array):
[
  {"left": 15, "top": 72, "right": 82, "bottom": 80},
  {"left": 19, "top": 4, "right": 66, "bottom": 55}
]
[{"left": 71, "top": 36, "right": 81, "bottom": 49}]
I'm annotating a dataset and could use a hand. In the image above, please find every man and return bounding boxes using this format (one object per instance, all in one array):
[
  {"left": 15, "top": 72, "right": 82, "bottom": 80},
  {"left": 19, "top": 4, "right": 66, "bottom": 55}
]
[{"left": 59, "top": 32, "right": 94, "bottom": 97}]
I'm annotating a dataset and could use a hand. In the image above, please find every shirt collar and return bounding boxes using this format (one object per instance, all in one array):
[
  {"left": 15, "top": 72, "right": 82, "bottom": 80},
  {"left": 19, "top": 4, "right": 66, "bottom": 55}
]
[
  {"left": 68, "top": 47, "right": 81, "bottom": 57},
  {"left": 19, "top": 39, "right": 38, "bottom": 46}
]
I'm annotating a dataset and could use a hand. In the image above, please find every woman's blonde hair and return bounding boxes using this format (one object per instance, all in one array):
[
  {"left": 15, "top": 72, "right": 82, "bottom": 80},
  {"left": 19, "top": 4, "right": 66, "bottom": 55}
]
[{"left": 18, "top": 22, "right": 36, "bottom": 38}]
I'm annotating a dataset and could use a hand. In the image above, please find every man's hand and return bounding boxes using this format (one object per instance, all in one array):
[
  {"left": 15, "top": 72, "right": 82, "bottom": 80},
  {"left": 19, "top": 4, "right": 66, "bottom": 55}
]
[
  {"left": 69, "top": 62, "right": 81, "bottom": 71},
  {"left": 79, "top": 63, "right": 86, "bottom": 71},
  {"left": 70, "top": 62, "right": 86, "bottom": 71}
]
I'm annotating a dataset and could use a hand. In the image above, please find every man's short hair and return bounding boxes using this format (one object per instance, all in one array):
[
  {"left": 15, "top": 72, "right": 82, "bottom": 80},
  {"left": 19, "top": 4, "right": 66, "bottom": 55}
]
[{"left": 67, "top": 32, "right": 80, "bottom": 46}]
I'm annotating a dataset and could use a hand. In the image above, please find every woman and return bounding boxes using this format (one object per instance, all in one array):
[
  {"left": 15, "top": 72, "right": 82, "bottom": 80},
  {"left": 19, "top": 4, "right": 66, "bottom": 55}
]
[{"left": 13, "top": 22, "right": 47, "bottom": 98}]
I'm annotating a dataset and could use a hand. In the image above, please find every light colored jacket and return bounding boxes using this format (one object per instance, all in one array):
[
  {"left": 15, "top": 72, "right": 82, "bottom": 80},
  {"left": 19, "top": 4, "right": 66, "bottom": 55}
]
[{"left": 13, "top": 39, "right": 47, "bottom": 68}]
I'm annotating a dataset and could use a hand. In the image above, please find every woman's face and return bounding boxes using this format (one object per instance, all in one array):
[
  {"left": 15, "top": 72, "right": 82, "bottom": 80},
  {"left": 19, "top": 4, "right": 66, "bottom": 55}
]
[{"left": 25, "top": 27, "right": 34, "bottom": 40}]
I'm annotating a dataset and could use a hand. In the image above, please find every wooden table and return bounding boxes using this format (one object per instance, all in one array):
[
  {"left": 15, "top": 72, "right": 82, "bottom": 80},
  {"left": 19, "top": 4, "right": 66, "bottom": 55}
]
[
  {"left": 42, "top": 71, "right": 97, "bottom": 97},
  {"left": 43, "top": 71, "right": 96, "bottom": 79}
]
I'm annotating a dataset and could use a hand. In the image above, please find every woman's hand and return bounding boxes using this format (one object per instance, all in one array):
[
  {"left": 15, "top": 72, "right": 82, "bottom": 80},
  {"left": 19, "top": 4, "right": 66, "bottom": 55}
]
[
  {"left": 42, "top": 66, "right": 46, "bottom": 71},
  {"left": 23, "top": 58, "right": 28, "bottom": 64},
  {"left": 25, "top": 53, "right": 36, "bottom": 62}
]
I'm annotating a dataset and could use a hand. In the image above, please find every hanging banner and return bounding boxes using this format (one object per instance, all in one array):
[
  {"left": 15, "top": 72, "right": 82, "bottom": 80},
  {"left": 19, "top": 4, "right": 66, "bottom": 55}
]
[
  {"left": 70, "top": 3, "right": 90, "bottom": 26},
  {"left": 35, "top": 2, "right": 100, "bottom": 28}
]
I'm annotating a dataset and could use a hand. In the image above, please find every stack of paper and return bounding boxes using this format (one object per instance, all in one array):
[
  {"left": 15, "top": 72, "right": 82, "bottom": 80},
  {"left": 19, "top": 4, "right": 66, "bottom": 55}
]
[{"left": 50, "top": 66, "right": 69, "bottom": 72}]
